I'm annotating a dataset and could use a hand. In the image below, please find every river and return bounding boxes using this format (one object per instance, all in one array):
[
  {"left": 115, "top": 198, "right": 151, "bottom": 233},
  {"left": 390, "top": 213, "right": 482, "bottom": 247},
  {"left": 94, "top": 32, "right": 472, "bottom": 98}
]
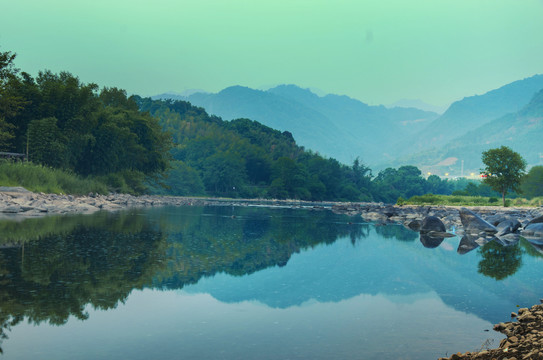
[{"left": 1, "top": 205, "right": 542, "bottom": 359}]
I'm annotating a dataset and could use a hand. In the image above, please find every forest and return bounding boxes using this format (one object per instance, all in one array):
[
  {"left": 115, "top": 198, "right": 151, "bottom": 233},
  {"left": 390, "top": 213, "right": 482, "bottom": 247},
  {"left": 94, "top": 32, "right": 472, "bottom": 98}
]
[{"left": 2, "top": 47, "right": 541, "bottom": 202}]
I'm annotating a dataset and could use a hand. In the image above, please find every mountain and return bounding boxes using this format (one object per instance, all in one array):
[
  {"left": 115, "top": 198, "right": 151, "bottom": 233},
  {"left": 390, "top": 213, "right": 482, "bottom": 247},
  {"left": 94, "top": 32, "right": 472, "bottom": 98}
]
[
  {"left": 154, "top": 75, "right": 543, "bottom": 172},
  {"left": 387, "top": 98, "right": 447, "bottom": 114},
  {"left": 155, "top": 85, "right": 439, "bottom": 166},
  {"left": 395, "top": 88, "right": 543, "bottom": 175},
  {"left": 152, "top": 89, "right": 208, "bottom": 99},
  {"left": 400, "top": 74, "right": 543, "bottom": 156}
]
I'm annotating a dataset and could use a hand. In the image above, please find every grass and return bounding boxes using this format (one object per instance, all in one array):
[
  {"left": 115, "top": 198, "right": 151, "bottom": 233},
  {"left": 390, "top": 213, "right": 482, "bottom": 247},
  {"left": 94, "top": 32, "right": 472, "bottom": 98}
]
[
  {"left": 0, "top": 160, "right": 108, "bottom": 195},
  {"left": 399, "top": 193, "right": 542, "bottom": 207}
]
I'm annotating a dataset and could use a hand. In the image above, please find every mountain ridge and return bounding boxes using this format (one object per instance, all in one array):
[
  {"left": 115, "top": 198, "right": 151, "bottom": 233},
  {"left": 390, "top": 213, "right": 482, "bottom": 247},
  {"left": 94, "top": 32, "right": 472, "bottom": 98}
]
[{"left": 154, "top": 75, "right": 543, "bottom": 172}]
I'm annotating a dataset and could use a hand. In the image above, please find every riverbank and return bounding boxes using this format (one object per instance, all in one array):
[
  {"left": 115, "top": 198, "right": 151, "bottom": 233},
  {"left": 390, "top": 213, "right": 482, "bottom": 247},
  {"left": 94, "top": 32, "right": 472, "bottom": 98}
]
[
  {"left": 1, "top": 187, "right": 542, "bottom": 227},
  {"left": 439, "top": 303, "right": 543, "bottom": 360},
  {"left": 0, "top": 186, "right": 340, "bottom": 218}
]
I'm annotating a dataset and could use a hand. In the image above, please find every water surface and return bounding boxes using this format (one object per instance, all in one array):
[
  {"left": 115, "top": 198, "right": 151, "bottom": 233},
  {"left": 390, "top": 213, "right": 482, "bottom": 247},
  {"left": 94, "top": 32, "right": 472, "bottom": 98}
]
[{"left": 1, "top": 206, "right": 542, "bottom": 359}]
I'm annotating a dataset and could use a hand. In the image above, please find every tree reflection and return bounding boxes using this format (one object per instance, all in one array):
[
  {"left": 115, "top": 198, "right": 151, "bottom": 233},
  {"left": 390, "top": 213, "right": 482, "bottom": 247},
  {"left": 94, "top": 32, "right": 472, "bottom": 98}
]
[
  {"left": 0, "top": 206, "right": 364, "bottom": 352},
  {"left": 0, "top": 210, "right": 170, "bottom": 353},
  {"left": 478, "top": 240, "right": 523, "bottom": 280},
  {"left": 375, "top": 224, "right": 418, "bottom": 242}
]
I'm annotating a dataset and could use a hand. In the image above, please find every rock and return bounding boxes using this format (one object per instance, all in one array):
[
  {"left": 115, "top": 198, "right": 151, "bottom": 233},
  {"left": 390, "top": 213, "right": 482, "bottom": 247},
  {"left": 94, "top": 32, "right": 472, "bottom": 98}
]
[
  {"left": 0, "top": 205, "right": 22, "bottom": 213},
  {"left": 406, "top": 219, "right": 421, "bottom": 231},
  {"left": 485, "top": 213, "right": 510, "bottom": 226},
  {"left": 518, "top": 308, "right": 529, "bottom": 315},
  {"left": 459, "top": 207, "right": 498, "bottom": 235},
  {"left": 497, "top": 218, "right": 522, "bottom": 236},
  {"left": 419, "top": 216, "right": 448, "bottom": 248},
  {"left": 525, "top": 214, "right": 543, "bottom": 227},
  {"left": 0, "top": 186, "right": 31, "bottom": 193},
  {"left": 457, "top": 235, "right": 480, "bottom": 255},
  {"left": 521, "top": 223, "right": 543, "bottom": 242},
  {"left": 421, "top": 216, "right": 446, "bottom": 232},
  {"left": 494, "top": 233, "right": 521, "bottom": 246}
]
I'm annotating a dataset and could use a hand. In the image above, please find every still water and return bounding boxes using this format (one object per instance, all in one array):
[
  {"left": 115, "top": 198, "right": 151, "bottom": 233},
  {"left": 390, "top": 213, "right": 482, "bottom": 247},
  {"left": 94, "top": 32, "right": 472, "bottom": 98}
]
[{"left": 1, "top": 205, "right": 542, "bottom": 359}]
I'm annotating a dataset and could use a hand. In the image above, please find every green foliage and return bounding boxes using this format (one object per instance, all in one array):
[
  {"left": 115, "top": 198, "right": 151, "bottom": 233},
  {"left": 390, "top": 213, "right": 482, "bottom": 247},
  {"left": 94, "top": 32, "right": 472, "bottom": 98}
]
[
  {"left": 147, "top": 160, "right": 205, "bottom": 196},
  {"left": 521, "top": 165, "right": 543, "bottom": 199},
  {"left": 0, "top": 51, "right": 172, "bottom": 194},
  {"left": 372, "top": 166, "right": 452, "bottom": 203},
  {"left": 0, "top": 160, "right": 107, "bottom": 195},
  {"left": 403, "top": 193, "right": 510, "bottom": 206},
  {"left": 0, "top": 206, "right": 366, "bottom": 353},
  {"left": 481, "top": 146, "right": 527, "bottom": 206},
  {"left": 137, "top": 97, "right": 376, "bottom": 201}
]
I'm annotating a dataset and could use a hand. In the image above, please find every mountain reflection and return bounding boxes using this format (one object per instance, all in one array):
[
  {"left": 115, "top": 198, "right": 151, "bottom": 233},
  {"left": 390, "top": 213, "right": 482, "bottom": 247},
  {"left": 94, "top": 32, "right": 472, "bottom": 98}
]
[{"left": 1, "top": 206, "right": 543, "bottom": 353}]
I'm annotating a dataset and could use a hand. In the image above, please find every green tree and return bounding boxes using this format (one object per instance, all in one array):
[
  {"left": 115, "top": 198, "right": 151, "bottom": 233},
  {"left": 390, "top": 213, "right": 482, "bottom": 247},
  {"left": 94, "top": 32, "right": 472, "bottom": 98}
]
[
  {"left": 149, "top": 160, "right": 205, "bottom": 196},
  {"left": 0, "top": 49, "right": 25, "bottom": 151},
  {"left": 481, "top": 146, "right": 527, "bottom": 206},
  {"left": 521, "top": 165, "right": 543, "bottom": 199},
  {"left": 202, "top": 151, "right": 247, "bottom": 196},
  {"left": 27, "top": 117, "right": 68, "bottom": 168}
]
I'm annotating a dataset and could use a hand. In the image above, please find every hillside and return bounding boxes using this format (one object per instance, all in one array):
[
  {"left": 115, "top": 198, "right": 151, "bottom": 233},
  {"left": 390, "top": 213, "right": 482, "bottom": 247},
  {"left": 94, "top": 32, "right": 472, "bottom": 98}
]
[
  {"left": 155, "top": 85, "right": 438, "bottom": 166},
  {"left": 395, "top": 89, "right": 543, "bottom": 175},
  {"left": 398, "top": 74, "right": 543, "bottom": 156}
]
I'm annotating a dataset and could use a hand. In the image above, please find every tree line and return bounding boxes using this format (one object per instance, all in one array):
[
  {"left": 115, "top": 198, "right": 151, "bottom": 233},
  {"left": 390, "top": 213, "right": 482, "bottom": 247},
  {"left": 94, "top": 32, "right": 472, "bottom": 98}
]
[{"left": 0, "top": 49, "right": 171, "bottom": 193}]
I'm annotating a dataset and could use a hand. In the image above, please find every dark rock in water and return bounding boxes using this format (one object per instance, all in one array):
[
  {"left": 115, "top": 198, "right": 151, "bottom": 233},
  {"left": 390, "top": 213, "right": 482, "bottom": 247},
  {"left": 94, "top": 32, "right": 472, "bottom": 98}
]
[
  {"left": 426, "top": 231, "right": 456, "bottom": 238},
  {"left": 420, "top": 216, "right": 446, "bottom": 232},
  {"left": 494, "top": 233, "right": 520, "bottom": 246},
  {"left": 485, "top": 214, "right": 510, "bottom": 226},
  {"left": 459, "top": 207, "right": 498, "bottom": 235},
  {"left": 407, "top": 219, "right": 421, "bottom": 231},
  {"left": 457, "top": 235, "right": 480, "bottom": 255},
  {"left": 420, "top": 233, "right": 445, "bottom": 248},
  {"left": 496, "top": 218, "right": 522, "bottom": 236},
  {"left": 521, "top": 223, "right": 543, "bottom": 243},
  {"left": 525, "top": 215, "right": 543, "bottom": 228},
  {"left": 419, "top": 216, "right": 454, "bottom": 248}
]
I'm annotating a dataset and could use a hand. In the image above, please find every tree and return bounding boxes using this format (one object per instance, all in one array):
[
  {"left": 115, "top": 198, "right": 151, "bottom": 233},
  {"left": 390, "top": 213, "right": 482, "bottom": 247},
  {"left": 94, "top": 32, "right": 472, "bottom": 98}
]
[
  {"left": 521, "top": 166, "right": 543, "bottom": 199},
  {"left": 481, "top": 146, "right": 527, "bottom": 206},
  {"left": 0, "top": 49, "right": 25, "bottom": 150}
]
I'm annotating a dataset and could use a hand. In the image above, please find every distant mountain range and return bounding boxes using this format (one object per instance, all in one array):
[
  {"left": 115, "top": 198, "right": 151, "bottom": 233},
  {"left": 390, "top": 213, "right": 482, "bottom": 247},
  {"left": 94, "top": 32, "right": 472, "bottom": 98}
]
[
  {"left": 154, "top": 74, "right": 543, "bottom": 174},
  {"left": 153, "top": 86, "right": 439, "bottom": 166}
]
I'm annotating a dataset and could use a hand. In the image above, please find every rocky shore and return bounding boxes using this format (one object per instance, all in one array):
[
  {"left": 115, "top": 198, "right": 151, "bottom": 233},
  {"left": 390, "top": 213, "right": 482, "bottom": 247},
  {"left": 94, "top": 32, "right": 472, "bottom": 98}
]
[
  {"left": 2, "top": 186, "right": 542, "bottom": 225},
  {"left": 331, "top": 202, "right": 543, "bottom": 232},
  {"left": 439, "top": 303, "right": 543, "bottom": 360},
  {"left": 0, "top": 186, "right": 341, "bottom": 218}
]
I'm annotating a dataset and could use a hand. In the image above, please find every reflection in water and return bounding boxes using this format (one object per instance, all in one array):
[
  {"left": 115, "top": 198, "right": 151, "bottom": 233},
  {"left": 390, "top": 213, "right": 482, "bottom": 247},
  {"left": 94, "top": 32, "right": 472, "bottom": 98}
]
[
  {"left": 420, "top": 233, "right": 445, "bottom": 248},
  {"left": 0, "top": 206, "right": 365, "bottom": 353},
  {"left": 478, "top": 241, "right": 523, "bottom": 280},
  {"left": 0, "top": 206, "right": 542, "bottom": 358}
]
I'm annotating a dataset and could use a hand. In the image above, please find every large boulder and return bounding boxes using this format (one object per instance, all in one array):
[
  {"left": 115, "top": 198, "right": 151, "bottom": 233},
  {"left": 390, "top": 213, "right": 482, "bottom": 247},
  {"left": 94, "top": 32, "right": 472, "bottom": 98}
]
[
  {"left": 459, "top": 208, "right": 498, "bottom": 236},
  {"left": 496, "top": 218, "right": 522, "bottom": 237},
  {"left": 525, "top": 215, "right": 543, "bottom": 228},
  {"left": 521, "top": 223, "right": 543, "bottom": 243},
  {"left": 420, "top": 216, "right": 446, "bottom": 232},
  {"left": 420, "top": 216, "right": 447, "bottom": 248}
]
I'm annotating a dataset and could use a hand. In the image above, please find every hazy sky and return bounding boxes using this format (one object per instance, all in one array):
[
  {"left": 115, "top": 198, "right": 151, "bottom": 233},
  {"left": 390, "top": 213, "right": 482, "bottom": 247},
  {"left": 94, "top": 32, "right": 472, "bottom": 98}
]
[{"left": 1, "top": 0, "right": 542, "bottom": 108}]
